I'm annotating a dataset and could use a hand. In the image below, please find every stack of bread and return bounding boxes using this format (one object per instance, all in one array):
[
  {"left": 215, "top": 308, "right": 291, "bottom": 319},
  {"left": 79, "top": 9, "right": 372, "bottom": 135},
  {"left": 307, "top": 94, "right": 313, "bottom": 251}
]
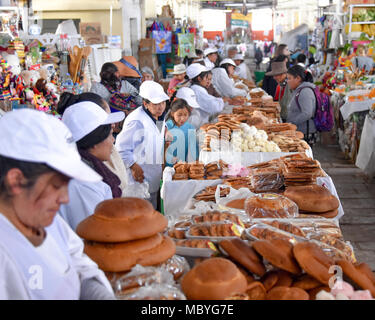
[
  {"left": 248, "top": 161, "right": 284, "bottom": 193},
  {"left": 194, "top": 185, "right": 230, "bottom": 202},
  {"left": 172, "top": 160, "right": 228, "bottom": 181},
  {"left": 268, "top": 133, "right": 310, "bottom": 153},
  {"left": 249, "top": 88, "right": 265, "bottom": 99},
  {"left": 182, "top": 238, "right": 375, "bottom": 300},
  {"left": 284, "top": 184, "right": 340, "bottom": 219},
  {"left": 76, "top": 198, "right": 176, "bottom": 273},
  {"left": 223, "top": 176, "right": 252, "bottom": 190}
]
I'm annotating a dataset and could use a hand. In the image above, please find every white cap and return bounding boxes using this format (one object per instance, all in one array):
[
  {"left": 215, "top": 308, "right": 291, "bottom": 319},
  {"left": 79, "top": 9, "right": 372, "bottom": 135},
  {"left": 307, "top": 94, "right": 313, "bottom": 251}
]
[
  {"left": 171, "top": 64, "right": 187, "bottom": 75},
  {"left": 0, "top": 109, "right": 101, "bottom": 182},
  {"left": 233, "top": 54, "right": 244, "bottom": 61},
  {"left": 176, "top": 87, "right": 200, "bottom": 109},
  {"left": 204, "top": 47, "right": 218, "bottom": 56},
  {"left": 186, "top": 63, "right": 209, "bottom": 79},
  {"left": 139, "top": 80, "right": 169, "bottom": 104},
  {"left": 220, "top": 58, "right": 236, "bottom": 67},
  {"left": 62, "top": 101, "right": 125, "bottom": 142}
]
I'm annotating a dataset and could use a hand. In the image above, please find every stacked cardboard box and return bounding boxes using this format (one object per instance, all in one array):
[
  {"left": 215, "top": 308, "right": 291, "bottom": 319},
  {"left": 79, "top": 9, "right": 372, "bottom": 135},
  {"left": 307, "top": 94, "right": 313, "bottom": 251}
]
[{"left": 138, "top": 38, "right": 160, "bottom": 80}]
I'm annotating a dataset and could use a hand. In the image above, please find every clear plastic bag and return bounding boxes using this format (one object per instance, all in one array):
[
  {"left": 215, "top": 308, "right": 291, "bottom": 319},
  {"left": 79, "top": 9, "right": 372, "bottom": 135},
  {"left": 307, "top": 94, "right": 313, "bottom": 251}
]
[
  {"left": 244, "top": 193, "right": 299, "bottom": 219},
  {"left": 245, "top": 223, "right": 302, "bottom": 245},
  {"left": 158, "top": 255, "right": 190, "bottom": 281},
  {"left": 122, "top": 180, "right": 150, "bottom": 199},
  {"left": 186, "top": 221, "right": 244, "bottom": 242},
  {"left": 114, "top": 265, "right": 175, "bottom": 298},
  {"left": 249, "top": 166, "right": 284, "bottom": 193},
  {"left": 119, "top": 284, "right": 187, "bottom": 300}
]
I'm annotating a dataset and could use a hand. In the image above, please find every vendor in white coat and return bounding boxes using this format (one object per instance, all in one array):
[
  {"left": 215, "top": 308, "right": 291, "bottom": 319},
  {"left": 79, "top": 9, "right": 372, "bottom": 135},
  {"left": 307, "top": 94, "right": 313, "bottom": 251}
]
[
  {"left": 187, "top": 63, "right": 225, "bottom": 127},
  {"left": 233, "top": 53, "right": 254, "bottom": 82},
  {"left": 115, "top": 81, "right": 170, "bottom": 209},
  {"left": 212, "top": 58, "right": 248, "bottom": 98},
  {"left": 58, "top": 102, "right": 125, "bottom": 230},
  {"left": 203, "top": 47, "right": 219, "bottom": 70},
  {"left": 0, "top": 109, "right": 114, "bottom": 299}
]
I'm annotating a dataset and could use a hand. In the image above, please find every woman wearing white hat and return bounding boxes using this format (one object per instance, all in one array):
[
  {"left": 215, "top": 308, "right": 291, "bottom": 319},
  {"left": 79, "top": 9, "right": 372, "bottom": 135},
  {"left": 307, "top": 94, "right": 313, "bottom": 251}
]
[
  {"left": 211, "top": 58, "right": 248, "bottom": 98},
  {"left": 203, "top": 47, "right": 219, "bottom": 70},
  {"left": 0, "top": 109, "right": 114, "bottom": 299},
  {"left": 233, "top": 53, "right": 254, "bottom": 82},
  {"left": 168, "top": 64, "right": 187, "bottom": 96},
  {"left": 57, "top": 101, "right": 125, "bottom": 231},
  {"left": 187, "top": 63, "right": 225, "bottom": 126},
  {"left": 115, "top": 81, "right": 170, "bottom": 209}
]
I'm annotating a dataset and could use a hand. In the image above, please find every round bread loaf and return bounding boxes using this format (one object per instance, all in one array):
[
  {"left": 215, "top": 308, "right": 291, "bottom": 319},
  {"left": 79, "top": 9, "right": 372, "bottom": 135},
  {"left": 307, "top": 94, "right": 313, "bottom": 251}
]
[
  {"left": 292, "top": 274, "right": 322, "bottom": 291},
  {"left": 253, "top": 239, "right": 301, "bottom": 275},
  {"left": 266, "top": 286, "right": 309, "bottom": 300},
  {"left": 293, "top": 242, "right": 335, "bottom": 285},
  {"left": 76, "top": 198, "right": 168, "bottom": 242},
  {"left": 83, "top": 234, "right": 176, "bottom": 272},
  {"left": 284, "top": 185, "right": 339, "bottom": 213},
  {"left": 181, "top": 258, "right": 248, "bottom": 300},
  {"left": 220, "top": 239, "right": 266, "bottom": 277},
  {"left": 226, "top": 199, "right": 246, "bottom": 210},
  {"left": 245, "top": 193, "right": 298, "bottom": 218}
]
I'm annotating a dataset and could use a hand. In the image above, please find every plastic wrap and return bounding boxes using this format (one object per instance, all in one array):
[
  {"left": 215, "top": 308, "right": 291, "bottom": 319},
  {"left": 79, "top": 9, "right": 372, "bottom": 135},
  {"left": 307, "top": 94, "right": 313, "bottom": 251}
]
[
  {"left": 310, "top": 239, "right": 356, "bottom": 263},
  {"left": 114, "top": 265, "right": 175, "bottom": 297},
  {"left": 119, "top": 284, "right": 187, "bottom": 300},
  {"left": 215, "top": 184, "right": 255, "bottom": 214},
  {"left": 192, "top": 210, "right": 245, "bottom": 225},
  {"left": 122, "top": 180, "right": 150, "bottom": 199},
  {"left": 158, "top": 255, "right": 190, "bottom": 281},
  {"left": 249, "top": 166, "right": 284, "bottom": 193},
  {"left": 244, "top": 223, "right": 302, "bottom": 244},
  {"left": 244, "top": 193, "right": 299, "bottom": 219},
  {"left": 186, "top": 221, "right": 245, "bottom": 242}
]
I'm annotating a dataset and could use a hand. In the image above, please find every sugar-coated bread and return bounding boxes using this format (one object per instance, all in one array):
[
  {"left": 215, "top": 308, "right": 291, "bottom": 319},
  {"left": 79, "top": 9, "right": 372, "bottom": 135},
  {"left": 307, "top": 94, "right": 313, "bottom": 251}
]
[
  {"left": 181, "top": 258, "right": 248, "bottom": 300},
  {"left": 284, "top": 185, "right": 339, "bottom": 213},
  {"left": 76, "top": 198, "right": 168, "bottom": 242},
  {"left": 83, "top": 234, "right": 176, "bottom": 272}
]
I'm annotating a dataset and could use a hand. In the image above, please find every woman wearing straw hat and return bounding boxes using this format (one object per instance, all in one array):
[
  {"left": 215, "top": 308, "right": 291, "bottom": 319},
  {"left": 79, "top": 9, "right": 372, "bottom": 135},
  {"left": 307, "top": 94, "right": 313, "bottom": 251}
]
[
  {"left": 211, "top": 58, "right": 248, "bottom": 98},
  {"left": 115, "top": 81, "right": 170, "bottom": 209},
  {"left": 168, "top": 64, "right": 187, "bottom": 97},
  {"left": 0, "top": 109, "right": 114, "bottom": 299},
  {"left": 233, "top": 53, "right": 253, "bottom": 82}
]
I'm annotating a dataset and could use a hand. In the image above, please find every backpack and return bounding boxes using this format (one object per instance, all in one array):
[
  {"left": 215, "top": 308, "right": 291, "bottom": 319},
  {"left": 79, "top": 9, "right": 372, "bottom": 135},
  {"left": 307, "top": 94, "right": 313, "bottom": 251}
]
[{"left": 296, "top": 86, "right": 334, "bottom": 132}]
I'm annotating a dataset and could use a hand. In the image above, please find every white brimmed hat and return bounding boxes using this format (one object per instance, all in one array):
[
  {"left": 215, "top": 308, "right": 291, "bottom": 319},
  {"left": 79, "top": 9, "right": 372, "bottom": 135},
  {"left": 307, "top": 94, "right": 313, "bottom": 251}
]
[
  {"left": 233, "top": 54, "right": 245, "bottom": 61},
  {"left": 171, "top": 64, "right": 187, "bottom": 75},
  {"left": 176, "top": 87, "right": 200, "bottom": 109},
  {"left": 186, "top": 63, "right": 209, "bottom": 79},
  {"left": 220, "top": 58, "right": 236, "bottom": 67},
  {"left": 0, "top": 109, "right": 101, "bottom": 182},
  {"left": 204, "top": 47, "right": 218, "bottom": 57},
  {"left": 139, "top": 80, "right": 169, "bottom": 104},
  {"left": 62, "top": 101, "right": 125, "bottom": 142}
]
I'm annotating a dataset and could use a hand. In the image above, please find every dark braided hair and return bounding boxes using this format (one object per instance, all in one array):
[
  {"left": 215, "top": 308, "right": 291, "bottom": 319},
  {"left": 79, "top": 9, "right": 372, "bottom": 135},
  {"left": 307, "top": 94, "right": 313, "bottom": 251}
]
[
  {"left": 287, "top": 65, "right": 313, "bottom": 83},
  {"left": 100, "top": 62, "right": 121, "bottom": 91}
]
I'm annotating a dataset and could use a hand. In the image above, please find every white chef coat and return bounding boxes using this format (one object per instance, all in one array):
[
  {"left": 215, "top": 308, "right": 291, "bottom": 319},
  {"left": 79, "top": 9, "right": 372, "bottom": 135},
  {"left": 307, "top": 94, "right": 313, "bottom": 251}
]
[
  {"left": 0, "top": 213, "right": 113, "bottom": 300},
  {"left": 190, "top": 84, "right": 225, "bottom": 126},
  {"left": 58, "top": 179, "right": 113, "bottom": 231},
  {"left": 204, "top": 57, "right": 215, "bottom": 70},
  {"left": 212, "top": 68, "right": 248, "bottom": 98},
  {"left": 115, "top": 106, "right": 165, "bottom": 193},
  {"left": 234, "top": 62, "right": 253, "bottom": 82}
]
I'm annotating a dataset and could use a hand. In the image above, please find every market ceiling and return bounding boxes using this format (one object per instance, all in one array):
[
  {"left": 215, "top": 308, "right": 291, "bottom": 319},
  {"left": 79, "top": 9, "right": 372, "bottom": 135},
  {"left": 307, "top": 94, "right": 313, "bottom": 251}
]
[{"left": 200, "top": 0, "right": 276, "bottom": 10}]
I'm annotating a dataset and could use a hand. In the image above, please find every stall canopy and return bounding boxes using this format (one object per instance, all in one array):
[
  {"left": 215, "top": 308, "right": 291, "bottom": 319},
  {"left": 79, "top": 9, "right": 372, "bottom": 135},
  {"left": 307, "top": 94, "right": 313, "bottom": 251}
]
[{"left": 279, "top": 23, "right": 309, "bottom": 52}]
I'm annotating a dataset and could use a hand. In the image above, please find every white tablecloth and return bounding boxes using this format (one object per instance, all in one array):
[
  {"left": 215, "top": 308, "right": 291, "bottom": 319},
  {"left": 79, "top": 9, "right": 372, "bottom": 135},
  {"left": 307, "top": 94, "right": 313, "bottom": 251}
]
[
  {"left": 340, "top": 97, "right": 374, "bottom": 121},
  {"left": 356, "top": 115, "right": 375, "bottom": 178},
  {"left": 161, "top": 169, "right": 344, "bottom": 221}
]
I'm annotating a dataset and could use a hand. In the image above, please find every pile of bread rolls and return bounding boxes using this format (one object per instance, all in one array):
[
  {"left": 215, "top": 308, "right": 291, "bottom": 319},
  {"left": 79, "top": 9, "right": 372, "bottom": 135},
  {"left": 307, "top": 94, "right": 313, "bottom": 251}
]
[{"left": 76, "top": 198, "right": 176, "bottom": 273}]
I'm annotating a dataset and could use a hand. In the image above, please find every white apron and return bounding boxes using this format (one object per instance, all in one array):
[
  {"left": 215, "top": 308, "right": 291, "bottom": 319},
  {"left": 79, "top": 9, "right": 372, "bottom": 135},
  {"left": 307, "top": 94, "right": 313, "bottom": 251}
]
[
  {"left": 0, "top": 214, "right": 81, "bottom": 300},
  {"left": 125, "top": 107, "right": 165, "bottom": 193}
]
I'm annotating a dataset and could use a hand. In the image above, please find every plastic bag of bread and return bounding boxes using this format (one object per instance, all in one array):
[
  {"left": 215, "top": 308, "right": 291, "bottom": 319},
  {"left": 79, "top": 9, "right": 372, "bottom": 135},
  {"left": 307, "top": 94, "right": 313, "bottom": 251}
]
[
  {"left": 186, "top": 221, "right": 244, "bottom": 241},
  {"left": 119, "top": 284, "right": 187, "bottom": 300},
  {"left": 245, "top": 223, "right": 302, "bottom": 245},
  {"left": 192, "top": 210, "right": 245, "bottom": 225},
  {"left": 215, "top": 184, "right": 255, "bottom": 214},
  {"left": 245, "top": 193, "right": 299, "bottom": 219},
  {"left": 248, "top": 166, "right": 284, "bottom": 193},
  {"left": 158, "top": 255, "right": 190, "bottom": 281},
  {"left": 174, "top": 239, "right": 218, "bottom": 250},
  {"left": 310, "top": 239, "right": 356, "bottom": 263},
  {"left": 114, "top": 265, "right": 175, "bottom": 297}
]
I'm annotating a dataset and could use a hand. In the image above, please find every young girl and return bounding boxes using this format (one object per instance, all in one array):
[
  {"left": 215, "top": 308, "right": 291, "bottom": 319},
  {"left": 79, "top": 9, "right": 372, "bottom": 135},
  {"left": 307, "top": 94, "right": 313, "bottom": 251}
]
[
  {"left": 165, "top": 99, "right": 197, "bottom": 167},
  {"left": 168, "top": 64, "right": 187, "bottom": 97}
]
